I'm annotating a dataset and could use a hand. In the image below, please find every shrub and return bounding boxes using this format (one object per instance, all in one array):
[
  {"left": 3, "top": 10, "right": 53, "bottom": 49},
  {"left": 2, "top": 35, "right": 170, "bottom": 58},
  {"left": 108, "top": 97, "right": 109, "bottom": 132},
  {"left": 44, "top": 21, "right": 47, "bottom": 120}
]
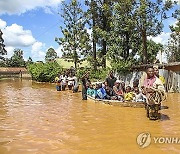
[
  {"left": 76, "top": 67, "right": 110, "bottom": 82},
  {"left": 27, "top": 62, "right": 63, "bottom": 82}
]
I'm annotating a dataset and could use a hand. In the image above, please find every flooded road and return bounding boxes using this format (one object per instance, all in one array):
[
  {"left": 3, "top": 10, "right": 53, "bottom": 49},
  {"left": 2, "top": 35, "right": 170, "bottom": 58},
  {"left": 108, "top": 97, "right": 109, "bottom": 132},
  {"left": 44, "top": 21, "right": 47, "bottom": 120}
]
[{"left": 0, "top": 79, "right": 180, "bottom": 154}]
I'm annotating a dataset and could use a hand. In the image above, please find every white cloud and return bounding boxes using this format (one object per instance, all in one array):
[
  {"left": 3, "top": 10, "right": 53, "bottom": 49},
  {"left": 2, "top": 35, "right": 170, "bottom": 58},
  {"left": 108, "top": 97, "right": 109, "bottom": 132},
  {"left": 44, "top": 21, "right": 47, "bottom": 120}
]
[
  {"left": 0, "top": 18, "right": 46, "bottom": 61},
  {"left": 0, "top": 19, "right": 7, "bottom": 29},
  {"left": 55, "top": 46, "right": 63, "bottom": 57},
  {"left": 148, "top": 32, "right": 171, "bottom": 45},
  {"left": 4, "top": 46, "right": 14, "bottom": 58},
  {"left": 2, "top": 23, "right": 36, "bottom": 47},
  {"left": 31, "top": 41, "right": 46, "bottom": 61},
  {"left": 0, "top": 0, "right": 63, "bottom": 15},
  {"left": 148, "top": 32, "right": 172, "bottom": 63},
  {"left": 156, "top": 50, "right": 167, "bottom": 63}
]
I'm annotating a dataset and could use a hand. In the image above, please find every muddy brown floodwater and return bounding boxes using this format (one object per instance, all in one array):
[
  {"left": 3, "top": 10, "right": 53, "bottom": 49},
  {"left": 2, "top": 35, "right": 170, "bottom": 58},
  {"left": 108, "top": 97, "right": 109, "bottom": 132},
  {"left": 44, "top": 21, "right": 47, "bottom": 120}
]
[{"left": 0, "top": 79, "right": 180, "bottom": 154}]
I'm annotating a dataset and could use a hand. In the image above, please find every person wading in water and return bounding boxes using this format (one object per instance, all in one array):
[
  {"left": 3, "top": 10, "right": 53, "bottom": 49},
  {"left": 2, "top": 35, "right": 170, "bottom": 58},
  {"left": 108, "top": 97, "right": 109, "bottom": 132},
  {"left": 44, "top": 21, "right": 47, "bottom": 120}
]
[
  {"left": 143, "top": 66, "right": 166, "bottom": 120},
  {"left": 105, "top": 70, "right": 117, "bottom": 89},
  {"left": 81, "top": 72, "right": 91, "bottom": 100}
]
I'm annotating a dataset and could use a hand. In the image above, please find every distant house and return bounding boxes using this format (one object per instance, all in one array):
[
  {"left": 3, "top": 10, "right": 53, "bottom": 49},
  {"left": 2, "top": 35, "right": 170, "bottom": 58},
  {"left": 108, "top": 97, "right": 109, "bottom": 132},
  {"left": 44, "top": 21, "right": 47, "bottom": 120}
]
[{"left": 0, "top": 67, "right": 31, "bottom": 79}]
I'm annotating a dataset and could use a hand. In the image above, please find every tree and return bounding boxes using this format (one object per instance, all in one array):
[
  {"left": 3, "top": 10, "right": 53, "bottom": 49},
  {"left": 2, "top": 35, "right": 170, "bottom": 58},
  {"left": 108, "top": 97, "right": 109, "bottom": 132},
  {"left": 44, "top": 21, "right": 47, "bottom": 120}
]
[
  {"left": 8, "top": 49, "right": 25, "bottom": 67},
  {"left": 55, "top": 0, "right": 91, "bottom": 69},
  {"left": 0, "top": 29, "right": 7, "bottom": 60},
  {"left": 45, "top": 48, "right": 57, "bottom": 62},
  {"left": 107, "top": 1, "right": 141, "bottom": 63},
  {"left": 166, "top": 10, "right": 180, "bottom": 62},
  {"left": 85, "top": 0, "right": 98, "bottom": 70},
  {"left": 133, "top": 0, "right": 176, "bottom": 64},
  {"left": 26, "top": 56, "right": 33, "bottom": 65},
  {"left": 85, "top": 0, "right": 113, "bottom": 68},
  {"left": 138, "top": 40, "right": 163, "bottom": 64}
]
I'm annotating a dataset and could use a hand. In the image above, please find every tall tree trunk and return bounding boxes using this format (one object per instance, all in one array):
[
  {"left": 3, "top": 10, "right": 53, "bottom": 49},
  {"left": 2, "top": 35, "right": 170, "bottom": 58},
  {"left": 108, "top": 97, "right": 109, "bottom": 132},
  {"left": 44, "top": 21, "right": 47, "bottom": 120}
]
[
  {"left": 142, "top": 29, "right": 147, "bottom": 64},
  {"left": 92, "top": 1, "right": 97, "bottom": 71},
  {"left": 102, "top": 40, "right": 106, "bottom": 68},
  {"left": 125, "top": 31, "right": 130, "bottom": 60},
  {"left": 92, "top": 37, "right": 97, "bottom": 70},
  {"left": 140, "top": 0, "right": 148, "bottom": 64},
  {"left": 101, "top": 0, "right": 108, "bottom": 68},
  {"left": 74, "top": 57, "right": 77, "bottom": 69},
  {"left": 74, "top": 50, "right": 77, "bottom": 69}
]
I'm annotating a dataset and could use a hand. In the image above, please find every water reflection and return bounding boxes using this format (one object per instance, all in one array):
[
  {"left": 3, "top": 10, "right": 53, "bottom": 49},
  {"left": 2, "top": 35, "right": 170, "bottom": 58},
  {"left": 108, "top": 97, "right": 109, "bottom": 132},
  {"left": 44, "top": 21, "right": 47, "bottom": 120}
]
[{"left": 0, "top": 79, "right": 180, "bottom": 153}]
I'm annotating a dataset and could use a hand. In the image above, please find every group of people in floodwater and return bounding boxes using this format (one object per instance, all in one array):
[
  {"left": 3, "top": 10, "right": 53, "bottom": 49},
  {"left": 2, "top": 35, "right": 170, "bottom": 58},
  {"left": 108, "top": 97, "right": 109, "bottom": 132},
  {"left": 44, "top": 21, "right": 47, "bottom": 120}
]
[
  {"left": 82, "top": 66, "right": 165, "bottom": 100},
  {"left": 55, "top": 65, "right": 166, "bottom": 120},
  {"left": 54, "top": 68, "right": 79, "bottom": 93}
]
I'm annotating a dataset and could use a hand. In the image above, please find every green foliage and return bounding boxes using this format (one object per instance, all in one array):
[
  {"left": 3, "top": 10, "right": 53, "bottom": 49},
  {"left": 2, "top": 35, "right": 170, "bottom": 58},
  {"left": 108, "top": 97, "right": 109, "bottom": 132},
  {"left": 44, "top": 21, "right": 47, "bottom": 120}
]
[
  {"left": 132, "top": 0, "right": 175, "bottom": 63},
  {"left": 45, "top": 48, "right": 57, "bottom": 62},
  {"left": 166, "top": 11, "right": 180, "bottom": 62},
  {"left": 137, "top": 40, "right": 163, "bottom": 63},
  {"left": 7, "top": 49, "right": 25, "bottom": 67},
  {"left": 111, "top": 60, "right": 133, "bottom": 75},
  {"left": 86, "top": 0, "right": 113, "bottom": 68},
  {"left": 27, "top": 62, "right": 63, "bottom": 82},
  {"left": 26, "top": 57, "right": 33, "bottom": 66},
  {"left": 107, "top": 1, "right": 141, "bottom": 63},
  {"left": 55, "top": 0, "right": 91, "bottom": 68},
  {"left": 0, "top": 30, "right": 7, "bottom": 60},
  {"left": 76, "top": 66, "right": 110, "bottom": 81}
]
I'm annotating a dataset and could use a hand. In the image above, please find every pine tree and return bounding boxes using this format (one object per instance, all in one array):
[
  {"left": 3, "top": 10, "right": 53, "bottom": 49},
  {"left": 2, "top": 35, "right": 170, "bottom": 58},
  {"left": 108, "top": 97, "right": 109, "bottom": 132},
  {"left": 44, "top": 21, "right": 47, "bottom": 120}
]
[
  {"left": 133, "top": 0, "right": 176, "bottom": 64},
  {"left": 166, "top": 17, "right": 180, "bottom": 62},
  {"left": 55, "top": 0, "right": 91, "bottom": 69},
  {"left": 8, "top": 49, "right": 25, "bottom": 67},
  {"left": 85, "top": 0, "right": 98, "bottom": 70},
  {"left": 45, "top": 48, "right": 57, "bottom": 62},
  {"left": 0, "top": 29, "right": 7, "bottom": 60}
]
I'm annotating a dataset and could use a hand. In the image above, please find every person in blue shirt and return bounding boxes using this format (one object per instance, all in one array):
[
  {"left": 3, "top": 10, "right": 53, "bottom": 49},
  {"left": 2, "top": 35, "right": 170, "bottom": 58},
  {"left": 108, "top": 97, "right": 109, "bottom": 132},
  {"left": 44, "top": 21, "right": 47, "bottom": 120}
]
[
  {"left": 87, "top": 84, "right": 96, "bottom": 98},
  {"left": 96, "top": 83, "right": 107, "bottom": 99}
]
